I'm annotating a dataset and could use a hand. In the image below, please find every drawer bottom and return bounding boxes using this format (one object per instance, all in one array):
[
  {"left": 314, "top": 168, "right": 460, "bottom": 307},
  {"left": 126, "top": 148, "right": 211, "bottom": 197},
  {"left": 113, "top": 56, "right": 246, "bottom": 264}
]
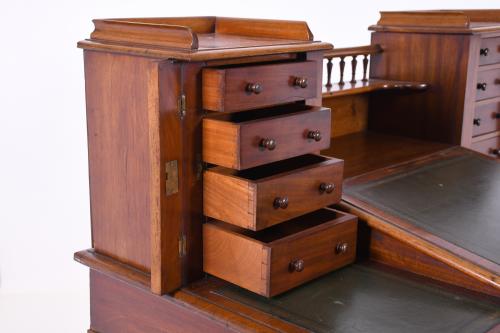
[{"left": 471, "top": 135, "right": 500, "bottom": 158}]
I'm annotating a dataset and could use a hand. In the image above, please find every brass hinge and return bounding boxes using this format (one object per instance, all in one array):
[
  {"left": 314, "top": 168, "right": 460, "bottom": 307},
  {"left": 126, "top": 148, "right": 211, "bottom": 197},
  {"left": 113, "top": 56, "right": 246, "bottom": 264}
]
[
  {"left": 178, "top": 94, "right": 186, "bottom": 119},
  {"left": 179, "top": 233, "right": 187, "bottom": 257},
  {"left": 165, "top": 160, "right": 179, "bottom": 195}
]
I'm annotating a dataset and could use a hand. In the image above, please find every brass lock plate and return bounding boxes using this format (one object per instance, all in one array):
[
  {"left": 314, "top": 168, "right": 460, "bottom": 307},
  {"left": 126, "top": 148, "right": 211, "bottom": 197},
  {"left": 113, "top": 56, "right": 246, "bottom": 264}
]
[{"left": 165, "top": 160, "right": 179, "bottom": 195}]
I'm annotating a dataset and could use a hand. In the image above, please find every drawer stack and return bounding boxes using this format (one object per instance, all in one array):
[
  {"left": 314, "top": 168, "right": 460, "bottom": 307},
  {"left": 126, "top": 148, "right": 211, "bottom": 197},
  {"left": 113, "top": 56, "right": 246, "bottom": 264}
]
[
  {"left": 471, "top": 37, "right": 500, "bottom": 158},
  {"left": 201, "top": 60, "right": 357, "bottom": 297}
]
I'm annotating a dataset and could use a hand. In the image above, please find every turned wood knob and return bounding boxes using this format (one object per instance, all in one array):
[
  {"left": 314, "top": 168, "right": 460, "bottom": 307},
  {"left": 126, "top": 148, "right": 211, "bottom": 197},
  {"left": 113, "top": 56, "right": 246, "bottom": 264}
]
[
  {"left": 477, "top": 82, "right": 487, "bottom": 91},
  {"left": 336, "top": 242, "right": 348, "bottom": 254},
  {"left": 273, "top": 197, "right": 289, "bottom": 209},
  {"left": 473, "top": 118, "right": 481, "bottom": 126},
  {"left": 480, "top": 48, "right": 490, "bottom": 56},
  {"left": 307, "top": 130, "right": 322, "bottom": 142},
  {"left": 494, "top": 112, "right": 500, "bottom": 119},
  {"left": 319, "top": 183, "right": 335, "bottom": 194},
  {"left": 492, "top": 148, "right": 500, "bottom": 156},
  {"left": 289, "top": 259, "right": 304, "bottom": 272},
  {"left": 259, "top": 138, "right": 276, "bottom": 150},
  {"left": 293, "top": 77, "right": 308, "bottom": 88},
  {"left": 246, "top": 83, "right": 262, "bottom": 94}
]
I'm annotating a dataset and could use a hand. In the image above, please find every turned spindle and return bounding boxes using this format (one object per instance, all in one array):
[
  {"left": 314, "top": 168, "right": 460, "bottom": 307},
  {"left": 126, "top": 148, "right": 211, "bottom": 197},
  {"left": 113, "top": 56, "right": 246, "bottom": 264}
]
[{"left": 350, "top": 55, "right": 357, "bottom": 83}]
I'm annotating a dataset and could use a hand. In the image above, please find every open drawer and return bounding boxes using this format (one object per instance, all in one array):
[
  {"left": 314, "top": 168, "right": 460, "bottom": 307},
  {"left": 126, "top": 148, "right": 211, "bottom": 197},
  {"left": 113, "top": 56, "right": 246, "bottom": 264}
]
[
  {"left": 203, "top": 208, "right": 357, "bottom": 297},
  {"left": 202, "top": 61, "right": 318, "bottom": 112},
  {"left": 203, "top": 105, "right": 331, "bottom": 170},
  {"left": 203, "top": 154, "right": 343, "bottom": 231}
]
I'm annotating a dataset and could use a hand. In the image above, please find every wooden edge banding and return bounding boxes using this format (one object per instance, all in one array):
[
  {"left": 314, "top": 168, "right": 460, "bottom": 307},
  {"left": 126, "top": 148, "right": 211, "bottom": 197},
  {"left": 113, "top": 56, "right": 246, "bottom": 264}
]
[
  {"left": 339, "top": 202, "right": 500, "bottom": 292},
  {"left": 74, "top": 249, "right": 151, "bottom": 289},
  {"left": 324, "top": 44, "right": 382, "bottom": 58},
  {"left": 215, "top": 17, "right": 314, "bottom": 41},
  {"left": 77, "top": 40, "right": 333, "bottom": 61},
  {"left": 148, "top": 60, "right": 163, "bottom": 295},
  {"left": 91, "top": 19, "right": 198, "bottom": 50},
  {"left": 322, "top": 79, "right": 429, "bottom": 99}
]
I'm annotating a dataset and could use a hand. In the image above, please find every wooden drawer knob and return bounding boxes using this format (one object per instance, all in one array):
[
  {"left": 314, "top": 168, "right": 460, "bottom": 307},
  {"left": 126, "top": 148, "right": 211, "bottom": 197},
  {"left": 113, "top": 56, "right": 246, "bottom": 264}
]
[
  {"left": 492, "top": 148, "right": 500, "bottom": 157},
  {"left": 473, "top": 118, "right": 481, "bottom": 126},
  {"left": 289, "top": 259, "right": 304, "bottom": 272},
  {"left": 336, "top": 242, "right": 348, "bottom": 254},
  {"left": 259, "top": 138, "right": 276, "bottom": 150},
  {"left": 480, "top": 48, "right": 490, "bottom": 56},
  {"left": 477, "top": 82, "right": 487, "bottom": 91},
  {"left": 273, "top": 197, "right": 289, "bottom": 209},
  {"left": 495, "top": 113, "right": 500, "bottom": 119},
  {"left": 307, "top": 130, "right": 322, "bottom": 142},
  {"left": 246, "top": 83, "right": 262, "bottom": 94},
  {"left": 293, "top": 77, "right": 308, "bottom": 88},
  {"left": 319, "top": 182, "right": 335, "bottom": 194}
]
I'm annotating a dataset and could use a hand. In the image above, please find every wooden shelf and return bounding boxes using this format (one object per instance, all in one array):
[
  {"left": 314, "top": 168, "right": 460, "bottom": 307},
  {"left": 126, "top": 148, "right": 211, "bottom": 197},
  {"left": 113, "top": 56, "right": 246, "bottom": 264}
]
[
  {"left": 321, "top": 131, "right": 450, "bottom": 178},
  {"left": 322, "top": 79, "right": 428, "bottom": 98}
]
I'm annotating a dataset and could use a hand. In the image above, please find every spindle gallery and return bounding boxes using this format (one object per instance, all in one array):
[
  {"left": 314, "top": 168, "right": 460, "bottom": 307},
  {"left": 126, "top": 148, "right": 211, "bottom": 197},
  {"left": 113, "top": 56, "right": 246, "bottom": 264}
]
[{"left": 76, "top": 12, "right": 500, "bottom": 333}]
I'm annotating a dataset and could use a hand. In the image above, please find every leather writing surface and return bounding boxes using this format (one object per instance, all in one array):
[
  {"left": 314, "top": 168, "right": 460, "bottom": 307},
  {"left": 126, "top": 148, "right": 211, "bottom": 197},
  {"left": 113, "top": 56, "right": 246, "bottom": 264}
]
[
  {"left": 216, "top": 264, "right": 500, "bottom": 333},
  {"left": 345, "top": 154, "right": 500, "bottom": 266}
]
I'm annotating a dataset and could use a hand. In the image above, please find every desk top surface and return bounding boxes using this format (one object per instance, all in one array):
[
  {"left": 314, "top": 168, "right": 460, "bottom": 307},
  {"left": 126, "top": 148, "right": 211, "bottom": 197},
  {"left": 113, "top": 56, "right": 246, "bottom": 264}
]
[
  {"left": 214, "top": 263, "right": 500, "bottom": 333},
  {"left": 344, "top": 147, "right": 500, "bottom": 274}
]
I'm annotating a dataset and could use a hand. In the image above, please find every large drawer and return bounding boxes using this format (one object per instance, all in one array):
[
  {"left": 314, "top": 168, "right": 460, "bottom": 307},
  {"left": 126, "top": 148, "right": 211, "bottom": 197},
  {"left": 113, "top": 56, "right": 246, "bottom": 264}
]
[
  {"left": 479, "top": 37, "right": 500, "bottom": 66},
  {"left": 203, "top": 105, "right": 331, "bottom": 170},
  {"left": 202, "top": 61, "right": 318, "bottom": 112},
  {"left": 475, "top": 67, "right": 500, "bottom": 101},
  {"left": 471, "top": 135, "right": 500, "bottom": 158},
  {"left": 203, "top": 208, "right": 357, "bottom": 297},
  {"left": 203, "top": 154, "right": 343, "bottom": 231},
  {"left": 472, "top": 98, "right": 500, "bottom": 137}
]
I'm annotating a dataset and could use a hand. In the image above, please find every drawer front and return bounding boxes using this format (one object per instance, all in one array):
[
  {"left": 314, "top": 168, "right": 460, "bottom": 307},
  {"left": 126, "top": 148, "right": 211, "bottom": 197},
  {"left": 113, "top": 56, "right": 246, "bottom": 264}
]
[
  {"left": 268, "top": 213, "right": 357, "bottom": 296},
  {"left": 476, "top": 68, "right": 500, "bottom": 101},
  {"left": 202, "top": 61, "right": 317, "bottom": 112},
  {"left": 471, "top": 135, "right": 500, "bottom": 158},
  {"left": 203, "top": 107, "right": 331, "bottom": 170},
  {"left": 203, "top": 209, "right": 357, "bottom": 297},
  {"left": 473, "top": 99, "right": 500, "bottom": 137},
  {"left": 479, "top": 37, "right": 500, "bottom": 66},
  {"left": 256, "top": 160, "right": 343, "bottom": 230},
  {"left": 203, "top": 155, "right": 344, "bottom": 231}
]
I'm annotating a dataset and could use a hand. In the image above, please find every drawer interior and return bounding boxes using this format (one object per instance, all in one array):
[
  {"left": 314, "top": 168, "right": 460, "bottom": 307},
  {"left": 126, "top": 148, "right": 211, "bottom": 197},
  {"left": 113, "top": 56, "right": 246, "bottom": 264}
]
[
  {"left": 210, "top": 154, "right": 334, "bottom": 181},
  {"left": 204, "top": 102, "right": 317, "bottom": 123},
  {"left": 208, "top": 208, "right": 351, "bottom": 244}
]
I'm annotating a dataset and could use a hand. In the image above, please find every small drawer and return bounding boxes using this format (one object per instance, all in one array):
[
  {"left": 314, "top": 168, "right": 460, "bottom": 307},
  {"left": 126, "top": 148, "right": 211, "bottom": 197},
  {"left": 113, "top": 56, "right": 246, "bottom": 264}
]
[
  {"left": 471, "top": 135, "right": 500, "bottom": 158},
  {"left": 204, "top": 154, "right": 343, "bottom": 231},
  {"left": 479, "top": 37, "right": 500, "bottom": 66},
  {"left": 202, "top": 61, "right": 317, "bottom": 112},
  {"left": 203, "top": 105, "right": 331, "bottom": 170},
  {"left": 472, "top": 99, "right": 500, "bottom": 137},
  {"left": 203, "top": 208, "right": 357, "bottom": 297},
  {"left": 475, "top": 67, "right": 500, "bottom": 101}
]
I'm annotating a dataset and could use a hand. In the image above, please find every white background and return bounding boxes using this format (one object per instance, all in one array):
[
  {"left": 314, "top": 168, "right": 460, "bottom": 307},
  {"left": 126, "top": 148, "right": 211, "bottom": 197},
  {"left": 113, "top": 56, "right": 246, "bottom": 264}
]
[{"left": 0, "top": 0, "right": 498, "bottom": 332}]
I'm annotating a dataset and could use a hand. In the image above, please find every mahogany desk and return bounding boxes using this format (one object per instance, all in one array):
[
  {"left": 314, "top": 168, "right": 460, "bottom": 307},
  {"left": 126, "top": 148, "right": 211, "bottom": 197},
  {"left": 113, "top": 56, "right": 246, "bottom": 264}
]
[{"left": 76, "top": 12, "right": 500, "bottom": 333}]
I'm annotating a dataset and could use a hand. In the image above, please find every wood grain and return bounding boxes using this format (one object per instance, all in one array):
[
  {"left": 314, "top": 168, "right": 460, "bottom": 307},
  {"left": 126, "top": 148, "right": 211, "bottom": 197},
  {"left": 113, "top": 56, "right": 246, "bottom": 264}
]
[
  {"left": 369, "top": 32, "right": 471, "bottom": 145},
  {"left": 322, "top": 94, "right": 368, "bottom": 138},
  {"left": 202, "top": 61, "right": 318, "bottom": 112},
  {"left": 322, "top": 131, "right": 449, "bottom": 179},
  {"left": 203, "top": 209, "right": 357, "bottom": 297},
  {"left": 203, "top": 222, "right": 270, "bottom": 296},
  {"left": 203, "top": 106, "right": 331, "bottom": 169},
  {"left": 369, "top": 230, "right": 500, "bottom": 297},
  {"left": 90, "top": 270, "right": 238, "bottom": 333},
  {"left": 84, "top": 50, "right": 155, "bottom": 273},
  {"left": 204, "top": 155, "right": 343, "bottom": 230}
]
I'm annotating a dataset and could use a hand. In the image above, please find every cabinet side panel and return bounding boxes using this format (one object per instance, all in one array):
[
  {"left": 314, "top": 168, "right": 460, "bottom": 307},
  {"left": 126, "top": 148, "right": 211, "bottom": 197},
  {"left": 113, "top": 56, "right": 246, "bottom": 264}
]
[
  {"left": 84, "top": 51, "right": 155, "bottom": 272},
  {"left": 369, "top": 32, "right": 471, "bottom": 145}
]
